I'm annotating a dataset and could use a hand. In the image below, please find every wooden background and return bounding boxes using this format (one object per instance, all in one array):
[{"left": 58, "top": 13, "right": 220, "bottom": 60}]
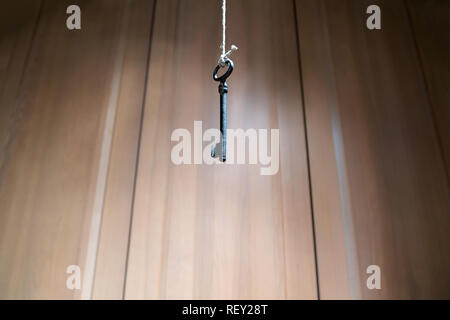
[{"left": 0, "top": 0, "right": 449, "bottom": 299}]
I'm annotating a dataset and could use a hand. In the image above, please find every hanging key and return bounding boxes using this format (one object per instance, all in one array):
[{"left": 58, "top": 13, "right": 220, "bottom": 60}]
[{"left": 211, "top": 58, "right": 234, "bottom": 162}]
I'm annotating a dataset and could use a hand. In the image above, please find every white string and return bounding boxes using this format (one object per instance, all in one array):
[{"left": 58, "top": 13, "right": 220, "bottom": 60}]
[
  {"left": 218, "top": 0, "right": 237, "bottom": 67},
  {"left": 221, "top": 0, "right": 226, "bottom": 57}
]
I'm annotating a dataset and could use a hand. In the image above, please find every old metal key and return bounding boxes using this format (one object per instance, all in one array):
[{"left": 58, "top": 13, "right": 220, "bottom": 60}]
[{"left": 211, "top": 58, "right": 234, "bottom": 162}]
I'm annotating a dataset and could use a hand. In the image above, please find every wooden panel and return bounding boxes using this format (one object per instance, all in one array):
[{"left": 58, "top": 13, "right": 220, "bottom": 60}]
[
  {"left": 0, "top": 0, "right": 42, "bottom": 181},
  {"left": 296, "top": 0, "right": 450, "bottom": 299},
  {"left": 92, "top": 0, "right": 155, "bottom": 300},
  {"left": 124, "top": 0, "right": 317, "bottom": 299},
  {"left": 0, "top": 0, "right": 150, "bottom": 299},
  {"left": 406, "top": 0, "right": 450, "bottom": 182},
  {"left": 293, "top": 0, "right": 352, "bottom": 299}
]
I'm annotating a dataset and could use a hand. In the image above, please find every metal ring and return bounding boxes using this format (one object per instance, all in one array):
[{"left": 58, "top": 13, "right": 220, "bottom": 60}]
[{"left": 213, "top": 59, "right": 234, "bottom": 82}]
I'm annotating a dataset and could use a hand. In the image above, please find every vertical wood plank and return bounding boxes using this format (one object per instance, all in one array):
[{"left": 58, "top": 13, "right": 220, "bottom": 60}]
[
  {"left": 92, "top": 0, "right": 155, "bottom": 300},
  {"left": 406, "top": 0, "right": 450, "bottom": 183},
  {"left": 296, "top": 0, "right": 450, "bottom": 299},
  {"left": 124, "top": 0, "right": 317, "bottom": 299},
  {"left": 0, "top": 0, "right": 148, "bottom": 299},
  {"left": 0, "top": 0, "right": 42, "bottom": 181},
  {"left": 294, "top": 0, "right": 353, "bottom": 299}
]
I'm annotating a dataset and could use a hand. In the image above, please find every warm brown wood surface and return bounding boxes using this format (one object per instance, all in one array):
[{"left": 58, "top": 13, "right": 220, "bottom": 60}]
[
  {"left": 92, "top": 0, "right": 155, "bottom": 300},
  {"left": 406, "top": 0, "right": 450, "bottom": 183},
  {"left": 0, "top": 0, "right": 151, "bottom": 299},
  {"left": 296, "top": 0, "right": 450, "bottom": 299},
  {"left": 123, "top": 0, "right": 317, "bottom": 299},
  {"left": 0, "top": 1, "right": 42, "bottom": 182},
  {"left": 1, "top": 0, "right": 449, "bottom": 300}
]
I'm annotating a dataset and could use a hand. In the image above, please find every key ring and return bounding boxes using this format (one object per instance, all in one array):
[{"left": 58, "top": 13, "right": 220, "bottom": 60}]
[{"left": 213, "top": 59, "right": 234, "bottom": 83}]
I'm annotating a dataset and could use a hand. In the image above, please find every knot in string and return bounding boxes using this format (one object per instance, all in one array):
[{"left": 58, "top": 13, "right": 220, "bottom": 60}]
[{"left": 218, "top": 45, "right": 238, "bottom": 67}]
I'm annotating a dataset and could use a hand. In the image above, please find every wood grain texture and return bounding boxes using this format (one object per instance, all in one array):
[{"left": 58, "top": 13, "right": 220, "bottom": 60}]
[
  {"left": 124, "top": 0, "right": 318, "bottom": 299},
  {"left": 2, "top": 0, "right": 449, "bottom": 300},
  {"left": 92, "top": 0, "right": 155, "bottom": 300},
  {"left": 296, "top": 0, "right": 450, "bottom": 299},
  {"left": 0, "top": 0, "right": 42, "bottom": 182},
  {"left": 406, "top": 0, "right": 450, "bottom": 183},
  {"left": 0, "top": 0, "right": 147, "bottom": 299}
]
